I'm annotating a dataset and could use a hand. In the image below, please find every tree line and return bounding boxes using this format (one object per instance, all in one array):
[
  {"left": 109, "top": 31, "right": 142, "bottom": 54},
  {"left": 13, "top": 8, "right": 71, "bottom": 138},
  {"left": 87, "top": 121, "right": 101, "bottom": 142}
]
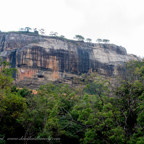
[
  {"left": 19, "top": 27, "right": 45, "bottom": 35},
  {"left": 49, "top": 33, "right": 110, "bottom": 44},
  {"left": 73, "top": 35, "right": 110, "bottom": 44},
  {"left": 2, "top": 27, "right": 110, "bottom": 44},
  {"left": 18, "top": 28, "right": 110, "bottom": 44}
]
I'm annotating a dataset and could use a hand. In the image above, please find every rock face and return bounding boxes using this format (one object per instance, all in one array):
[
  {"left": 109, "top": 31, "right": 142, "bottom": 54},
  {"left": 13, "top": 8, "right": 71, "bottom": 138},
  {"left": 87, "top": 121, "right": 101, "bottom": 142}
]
[{"left": 0, "top": 32, "right": 140, "bottom": 89}]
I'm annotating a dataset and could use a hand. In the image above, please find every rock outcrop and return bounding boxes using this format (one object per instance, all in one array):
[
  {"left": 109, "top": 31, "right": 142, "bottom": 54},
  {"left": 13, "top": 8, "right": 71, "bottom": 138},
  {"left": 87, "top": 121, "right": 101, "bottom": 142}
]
[{"left": 0, "top": 32, "right": 140, "bottom": 89}]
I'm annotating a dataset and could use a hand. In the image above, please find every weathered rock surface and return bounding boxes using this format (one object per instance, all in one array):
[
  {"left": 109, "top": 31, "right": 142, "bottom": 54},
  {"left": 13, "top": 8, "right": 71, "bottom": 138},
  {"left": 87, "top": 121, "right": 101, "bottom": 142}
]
[{"left": 0, "top": 32, "right": 140, "bottom": 89}]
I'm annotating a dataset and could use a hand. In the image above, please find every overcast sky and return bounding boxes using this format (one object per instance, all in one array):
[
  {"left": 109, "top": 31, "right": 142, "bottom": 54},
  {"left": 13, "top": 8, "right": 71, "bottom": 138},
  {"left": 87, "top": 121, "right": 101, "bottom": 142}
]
[{"left": 1, "top": 0, "right": 144, "bottom": 57}]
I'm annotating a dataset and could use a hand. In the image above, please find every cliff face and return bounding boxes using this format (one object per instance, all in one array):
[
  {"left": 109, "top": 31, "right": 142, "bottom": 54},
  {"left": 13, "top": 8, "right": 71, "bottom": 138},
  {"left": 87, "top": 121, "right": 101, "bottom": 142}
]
[{"left": 0, "top": 32, "right": 140, "bottom": 89}]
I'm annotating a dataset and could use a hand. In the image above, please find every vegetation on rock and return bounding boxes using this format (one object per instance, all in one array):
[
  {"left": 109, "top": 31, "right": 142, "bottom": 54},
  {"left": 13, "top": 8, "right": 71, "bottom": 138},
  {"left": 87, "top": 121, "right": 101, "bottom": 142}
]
[
  {"left": 74, "top": 35, "right": 85, "bottom": 41},
  {"left": 97, "top": 38, "right": 110, "bottom": 44},
  {"left": 86, "top": 38, "right": 92, "bottom": 43}
]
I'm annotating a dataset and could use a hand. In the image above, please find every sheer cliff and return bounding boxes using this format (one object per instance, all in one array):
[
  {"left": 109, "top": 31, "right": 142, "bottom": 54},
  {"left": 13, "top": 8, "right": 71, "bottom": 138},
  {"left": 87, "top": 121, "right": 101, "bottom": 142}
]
[{"left": 0, "top": 32, "right": 140, "bottom": 89}]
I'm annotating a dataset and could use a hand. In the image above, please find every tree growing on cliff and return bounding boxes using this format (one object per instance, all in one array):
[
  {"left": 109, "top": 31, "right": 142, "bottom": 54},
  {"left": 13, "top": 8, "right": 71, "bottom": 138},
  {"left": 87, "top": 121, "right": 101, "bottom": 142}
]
[
  {"left": 103, "top": 39, "right": 110, "bottom": 44},
  {"left": 96, "top": 38, "right": 102, "bottom": 43},
  {"left": 53, "top": 32, "right": 58, "bottom": 36},
  {"left": 25, "top": 27, "right": 31, "bottom": 33},
  {"left": 50, "top": 31, "right": 58, "bottom": 37},
  {"left": 60, "top": 35, "right": 65, "bottom": 38},
  {"left": 74, "top": 35, "right": 84, "bottom": 41},
  {"left": 86, "top": 38, "right": 92, "bottom": 43},
  {"left": 33, "top": 28, "right": 39, "bottom": 35},
  {"left": 39, "top": 28, "right": 45, "bottom": 35}
]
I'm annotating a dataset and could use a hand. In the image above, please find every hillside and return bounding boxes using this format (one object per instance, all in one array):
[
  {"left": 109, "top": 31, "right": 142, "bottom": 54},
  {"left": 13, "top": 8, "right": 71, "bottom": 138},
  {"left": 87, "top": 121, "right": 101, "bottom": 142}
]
[{"left": 0, "top": 32, "right": 140, "bottom": 89}]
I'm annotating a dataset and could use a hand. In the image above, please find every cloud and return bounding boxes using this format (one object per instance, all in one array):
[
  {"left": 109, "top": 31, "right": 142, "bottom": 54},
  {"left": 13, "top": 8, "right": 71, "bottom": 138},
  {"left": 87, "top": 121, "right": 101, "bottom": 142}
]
[{"left": 1, "top": 0, "right": 144, "bottom": 56}]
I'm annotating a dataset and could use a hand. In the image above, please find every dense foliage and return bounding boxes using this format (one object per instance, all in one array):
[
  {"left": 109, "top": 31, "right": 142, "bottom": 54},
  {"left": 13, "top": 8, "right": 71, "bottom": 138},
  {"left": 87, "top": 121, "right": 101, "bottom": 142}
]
[{"left": 0, "top": 59, "right": 144, "bottom": 144}]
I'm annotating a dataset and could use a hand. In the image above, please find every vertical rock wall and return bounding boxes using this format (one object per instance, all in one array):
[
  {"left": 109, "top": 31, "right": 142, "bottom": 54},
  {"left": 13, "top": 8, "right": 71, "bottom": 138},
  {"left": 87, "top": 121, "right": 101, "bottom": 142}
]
[{"left": 0, "top": 32, "right": 140, "bottom": 89}]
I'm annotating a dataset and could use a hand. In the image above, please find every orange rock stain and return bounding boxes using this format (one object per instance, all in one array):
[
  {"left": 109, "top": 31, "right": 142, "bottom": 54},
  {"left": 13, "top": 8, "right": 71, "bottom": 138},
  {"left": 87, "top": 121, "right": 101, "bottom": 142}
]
[
  {"left": 17, "top": 68, "right": 37, "bottom": 82},
  {"left": 48, "top": 56, "right": 53, "bottom": 69},
  {"left": 51, "top": 56, "right": 59, "bottom": 79}
]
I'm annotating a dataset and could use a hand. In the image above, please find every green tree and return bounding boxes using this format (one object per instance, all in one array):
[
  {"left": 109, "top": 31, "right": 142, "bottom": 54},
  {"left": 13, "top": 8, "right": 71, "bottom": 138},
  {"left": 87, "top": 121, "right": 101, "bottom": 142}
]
[
  {"left": 39, "top": 28, "right": 45, "bottom": 35},
  {"left": 74, "top": 35, "right": 85, "bottom": 41},
  {"left": 0, "top": 58, "right": 27, "bottom": 140},
  {"left": 84, "top": 82, "right": 104, "bottom": 95},
  {"left": 86, "top": 38, "right": 92, "bottom": 43},
  {"left": 103, "top": 39, "right": 110, "bottom": 44},
  {"left": 50, "top": 31, "right": 58, "bottom": 37},
  {"left": 25, "top": 27, "right": 31, "bottom": 33},
  {"left": 73, "top": 59, "right": 144, "bottom": 144},
  {"left": 96, "top": 38, "right": 102, "bottom": 43},
  {"left": 60, "top": 35, "right": 65, "bottom": 38},
  {"left": 11, "top": 86, "right": 33, "bottom": 97},
  {"left": 34, "top": 28, "right": 39, "bottom": 35},
  {"left": 0, "top": 58, "right": 17, "bottom": 90},
  {"left": 35, "top": 83, "right": 85, "bottom": 143},
  {"left": 16, "top": 93, "right": 44, "bottom": 144}
]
